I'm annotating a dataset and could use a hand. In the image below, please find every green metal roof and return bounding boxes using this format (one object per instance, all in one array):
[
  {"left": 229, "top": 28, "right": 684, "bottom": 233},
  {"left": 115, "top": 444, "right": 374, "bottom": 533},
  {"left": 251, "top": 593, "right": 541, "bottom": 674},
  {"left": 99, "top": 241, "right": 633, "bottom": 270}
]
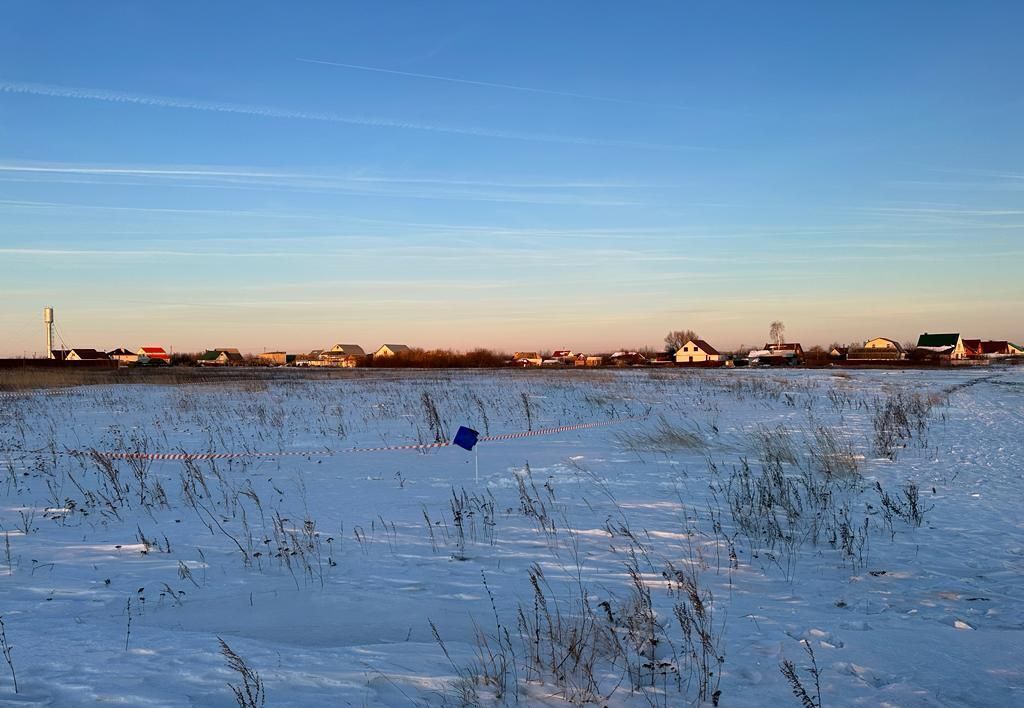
[{"left": 917, "top": 333, "right": 960, "bottom": 347}]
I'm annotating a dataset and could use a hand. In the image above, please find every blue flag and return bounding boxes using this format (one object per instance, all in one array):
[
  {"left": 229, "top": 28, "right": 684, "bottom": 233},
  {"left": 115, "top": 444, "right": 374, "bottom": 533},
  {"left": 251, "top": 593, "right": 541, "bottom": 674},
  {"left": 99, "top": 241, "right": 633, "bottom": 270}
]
[{"left": 453, "top": 426, "right": 480, "bottom": 451}]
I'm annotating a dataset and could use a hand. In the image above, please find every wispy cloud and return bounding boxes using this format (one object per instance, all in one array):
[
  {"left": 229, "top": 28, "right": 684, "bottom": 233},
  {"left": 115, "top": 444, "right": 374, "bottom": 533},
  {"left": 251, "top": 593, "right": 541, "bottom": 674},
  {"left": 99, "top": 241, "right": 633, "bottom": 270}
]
[
  {"left": 862, "top": 207, "right": 1024, "bottom": 217},
  {"left": 0, "top": 247, "right": 288, "bottom": 258},
  {"left": 0, "top": 198, "right": 327, "bottom": 220},
  {"left": 0, "top": 162, "right": 655, "bottom": 189},
  {"left": 0, "top": 161, "right": 662, "bottom": 206},
  {"left": 297, "top": 58, "right": 690, "bottom": 111},
  {"left": 0, "top": 80, "right": 702, "bottom": 152}
]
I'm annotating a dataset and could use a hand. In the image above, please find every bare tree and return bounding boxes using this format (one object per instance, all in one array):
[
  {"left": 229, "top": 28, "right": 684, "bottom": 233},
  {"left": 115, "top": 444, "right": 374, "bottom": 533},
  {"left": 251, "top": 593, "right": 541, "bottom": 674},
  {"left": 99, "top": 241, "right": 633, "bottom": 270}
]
[
  {"left": 664, "top": 329, "right": 699, "bottom": 352},
  {"left": 769, "top": 321, "right": 786, "bottom": 347}
]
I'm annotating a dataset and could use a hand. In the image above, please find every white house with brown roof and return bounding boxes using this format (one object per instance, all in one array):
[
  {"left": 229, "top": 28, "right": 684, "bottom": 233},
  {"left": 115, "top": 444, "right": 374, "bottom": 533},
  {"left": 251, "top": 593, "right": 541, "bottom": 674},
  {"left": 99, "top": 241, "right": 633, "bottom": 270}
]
[
  {"left": 674, "top": 339, "right": 722, "bottom": 363},
  {"left": 373, "top": 344, "right": 411, "bottom": 358}
]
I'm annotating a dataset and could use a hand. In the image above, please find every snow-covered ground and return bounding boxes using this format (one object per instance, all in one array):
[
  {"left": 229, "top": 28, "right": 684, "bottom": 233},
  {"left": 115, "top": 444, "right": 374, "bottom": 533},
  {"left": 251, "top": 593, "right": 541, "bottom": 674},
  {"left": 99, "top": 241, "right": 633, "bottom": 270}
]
[{"left": 0, "top": 367, "right": 1021, "bottom": 706}]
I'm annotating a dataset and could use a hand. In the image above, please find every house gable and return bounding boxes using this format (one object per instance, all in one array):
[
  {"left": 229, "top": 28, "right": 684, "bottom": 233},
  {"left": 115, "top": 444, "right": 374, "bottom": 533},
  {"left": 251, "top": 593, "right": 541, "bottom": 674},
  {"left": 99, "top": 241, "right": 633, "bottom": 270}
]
[
  {"left": 865, "top": 337, "right": 903, "bottom": 352},
  {"left": 329, "top": 344, "right": 366, "bottom": 357},
  {"left": 374, "top": 344, "right": 410, "bottom": 357},
  {"left": 137, "top": 346, "right": 170, "bottom": 361},
  {"left": 674, "top": 339, "right": 722, "bottom": 363}
]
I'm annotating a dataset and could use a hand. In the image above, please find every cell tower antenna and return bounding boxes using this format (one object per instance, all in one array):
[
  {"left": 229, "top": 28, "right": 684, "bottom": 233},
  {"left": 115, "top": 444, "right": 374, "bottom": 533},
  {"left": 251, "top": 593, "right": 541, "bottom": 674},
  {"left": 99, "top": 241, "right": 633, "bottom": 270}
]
[{"left": 43, "top": 307, "right": 54, "bottom": 359}]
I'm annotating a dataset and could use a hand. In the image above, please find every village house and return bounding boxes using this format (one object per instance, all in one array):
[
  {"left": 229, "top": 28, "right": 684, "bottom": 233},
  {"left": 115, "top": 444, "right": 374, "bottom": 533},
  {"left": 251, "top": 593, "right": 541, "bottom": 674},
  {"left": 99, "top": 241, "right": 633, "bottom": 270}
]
[
  {"left": 318, "top": 344, "right": 366, "bottom": 367},
  {"left": 61, "top": 348, "right": 110, "bottom": 362},
  {"left": 295, "top": 349, "right": 323, "bottom": 366},
  {"left": 574, "top": 354, "right": 603, "bottom": 367},
  {"left": 829, "top": 346, "right": 848, "bottom": 359},
  {"left": 848, "top": 337, "right": 905, "bottom": 361},
  {"left": 108, "top": 348, "right": 138, "bottom": 365},
  {"left": 865, "top": 337, "right": 904, "bottom": 353},
  {"left": 608, "top": 351, "right": 647, "bottom": 367},
  {"left": 978, "top": 341, "right": 1024, "bottom": 357},
  {"left": 749, "top": 342, "right": 803, "bottom": 366},
  {"left": 767, "top": 342, "right": 804, "bottom": 358},
  {"left": 198, "top": 348, "right": 245, "bottom": 366},
  {"left": 674, "top": 339, "right": 722, "bottom": 364},
  {"left": 914, "top": 333, "right": 965, "bottom": 360},
  {"left": 512, "top": 352, "right": 542, "bottom": 367},
  {"left": 257, "top": 351, "right": 293, "bottom": 366},
  {"left": 373, "top": 344, "right": 411, "bottom": 358},
  {"left": 136, "top": 346, "right": 170, "bottom": 365}
]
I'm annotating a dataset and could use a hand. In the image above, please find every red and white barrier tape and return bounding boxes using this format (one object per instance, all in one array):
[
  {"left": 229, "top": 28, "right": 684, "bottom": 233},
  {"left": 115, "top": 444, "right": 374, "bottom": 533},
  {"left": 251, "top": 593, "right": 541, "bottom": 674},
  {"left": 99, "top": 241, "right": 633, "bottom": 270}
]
[
  {"left": 480, "top": 418, "right": 635, "bottom": 442},
  {"left": 63, "top": 416, "right": 644, "bottom": 461},
  {"left": 0, "top": 389, "right": 74, "bottom": 400},
  {"left": 72, "top": 449, "right": 335, "bottom": 462}
]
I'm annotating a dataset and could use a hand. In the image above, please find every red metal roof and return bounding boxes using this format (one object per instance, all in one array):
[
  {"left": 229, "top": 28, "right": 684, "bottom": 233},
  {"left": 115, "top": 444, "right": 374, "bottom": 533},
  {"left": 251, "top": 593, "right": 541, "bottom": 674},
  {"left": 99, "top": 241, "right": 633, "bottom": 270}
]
[
  {"left": 981, "top": 340, "right": 1009, "bottom": 355},
  {"left": 963, "top": 339, "right": 983, "bottom": 356},
  {"left": 139, "top": 346, "right": 170, "bottom": 360}
]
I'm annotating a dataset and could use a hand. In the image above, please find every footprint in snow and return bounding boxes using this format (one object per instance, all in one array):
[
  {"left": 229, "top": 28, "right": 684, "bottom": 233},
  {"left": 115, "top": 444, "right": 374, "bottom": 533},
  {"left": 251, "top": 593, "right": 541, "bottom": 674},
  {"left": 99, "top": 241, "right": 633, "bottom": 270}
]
[
  {"left": 835, "top": 661, "right": 893, "bottom": 689},
  {"left": 785, "top": 627, "right": 845, "bottom": 649},
  {"left": 838, "top": 620, "right": 872, "bottom": 631}
]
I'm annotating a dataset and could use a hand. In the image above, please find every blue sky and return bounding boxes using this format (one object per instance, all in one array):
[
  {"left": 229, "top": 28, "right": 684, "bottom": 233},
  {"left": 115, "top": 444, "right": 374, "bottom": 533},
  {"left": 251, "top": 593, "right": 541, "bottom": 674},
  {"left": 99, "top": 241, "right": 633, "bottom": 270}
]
[{"left": 1, "top": 1, "right": 1021, "bottom": 356}]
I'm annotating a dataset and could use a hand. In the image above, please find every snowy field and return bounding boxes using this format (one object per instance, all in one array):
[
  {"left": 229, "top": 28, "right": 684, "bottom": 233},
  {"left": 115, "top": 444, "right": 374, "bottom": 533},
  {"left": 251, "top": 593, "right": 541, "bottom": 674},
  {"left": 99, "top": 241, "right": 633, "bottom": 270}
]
[{"left": 0, "top": 367, "right": 1021, "bottom": 707}]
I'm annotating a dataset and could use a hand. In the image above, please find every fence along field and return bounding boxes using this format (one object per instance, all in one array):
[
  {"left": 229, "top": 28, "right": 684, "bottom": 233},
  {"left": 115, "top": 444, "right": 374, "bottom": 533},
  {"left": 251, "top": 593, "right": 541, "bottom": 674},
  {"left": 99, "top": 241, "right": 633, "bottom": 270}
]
[{"left": 0, "top": 368, "right": 1020, "bottom": 706}]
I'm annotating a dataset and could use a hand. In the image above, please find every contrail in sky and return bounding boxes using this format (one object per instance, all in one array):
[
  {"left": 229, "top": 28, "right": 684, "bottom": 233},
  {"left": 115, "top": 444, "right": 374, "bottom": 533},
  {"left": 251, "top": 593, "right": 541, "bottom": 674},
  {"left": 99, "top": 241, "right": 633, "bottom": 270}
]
[
  {"left": 297, "top": 57, "right": 688, "bottom": 110},
  {"left": 0, "top": 80, "right": 701, "bottom": 152}
]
